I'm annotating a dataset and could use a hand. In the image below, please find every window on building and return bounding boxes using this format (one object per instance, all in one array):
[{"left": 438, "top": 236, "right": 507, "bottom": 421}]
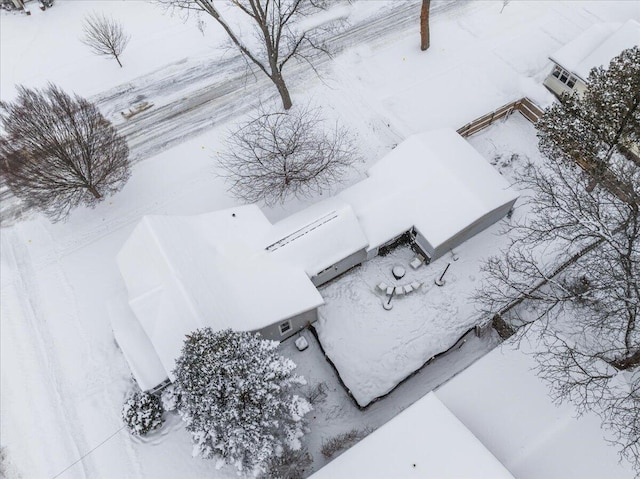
[
  {"left": 279, "top": 320, "right": 292, "bottom": 335},
  {"left": 551, "top": 65, "right": 578, "bottom": 89}
]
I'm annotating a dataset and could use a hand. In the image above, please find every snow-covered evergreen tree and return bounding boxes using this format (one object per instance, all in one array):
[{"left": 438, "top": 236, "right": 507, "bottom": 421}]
[
  {"left": 122, "top": 391, "right": 164, "bottom": 436},
  {"left": 172, "top": 328, "right": 311, "bottom": 476},
  {"left": 537, "top": 46, "right": 639, "bottom": 173}
]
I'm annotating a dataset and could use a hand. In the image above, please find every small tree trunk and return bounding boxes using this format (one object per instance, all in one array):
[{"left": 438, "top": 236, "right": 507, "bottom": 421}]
[
  {"left": 272, "top": 71, "right": 293, "bottom": 110},
  {"left": 420, "top": 0, "right": 431, "bottom": 51},
  {"left": 88, "top": 186, "right": 102, "bottom": 199},
  {"left": 115, "top": 54, "right": 123, "bottom": 68}
]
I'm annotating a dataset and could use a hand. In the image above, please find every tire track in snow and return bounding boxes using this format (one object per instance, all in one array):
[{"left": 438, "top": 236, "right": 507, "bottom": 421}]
[
  {"left": 3, "top": 229, "right": 146, "bottom": 478},
  {"left": 1, "top": 232, "right": 91, "bottom": 479}
]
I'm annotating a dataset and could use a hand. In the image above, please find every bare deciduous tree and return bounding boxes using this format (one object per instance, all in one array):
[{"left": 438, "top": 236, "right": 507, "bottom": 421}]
[
  {"left": 420, "top": 0, "right": 430, "bottom": 51},
  {"left": 158, "top": 0, "right": 334, "bottom": 110},
  {"left": 81, "top": 13, "right": 130, "bottom": 68},
  {"left": 477, "top": 50, "right": 640, "bottom": 471},
  {"left": 218, "top": 103, "right": 359, "bottom": 205},
  {"left": 0, "top": 84, "right": 130, "bottom": 221},
  {"left": 479, "top": 155, "right": 639, "bottom": 471}
]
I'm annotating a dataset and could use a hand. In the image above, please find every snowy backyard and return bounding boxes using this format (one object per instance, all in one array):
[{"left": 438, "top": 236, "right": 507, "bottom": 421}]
[
  {"left": 316, "top": 237, "right": 504, "bottom": 407},
  {"left": 1, "top": 1, "right": 639, "bottom": 478}
]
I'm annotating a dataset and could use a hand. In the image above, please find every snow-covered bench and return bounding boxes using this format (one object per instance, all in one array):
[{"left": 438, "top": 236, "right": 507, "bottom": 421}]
[{"left": 377, "top": 281, "right": 423, "bottom": 297}]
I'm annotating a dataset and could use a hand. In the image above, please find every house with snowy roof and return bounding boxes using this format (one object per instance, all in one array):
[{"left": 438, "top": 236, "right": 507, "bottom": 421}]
[
  {"left": 543, "top": 19, "right": 640, "bottom": 98},
  {"left": 112, "top": 128, "right": 517, "bottom": 392},
  {"left": 311, "top": 392, "right": 515, "bottom": 479}
]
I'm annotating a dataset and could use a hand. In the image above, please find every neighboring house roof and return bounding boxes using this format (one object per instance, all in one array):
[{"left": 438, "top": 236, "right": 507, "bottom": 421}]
[
  {"left": 265, "top": 198, "right": 369, "bottom": 277},
  {"left": 435, "top": 331, "right": 636, "bottom": 479},
  {"left": 550, "top": 20, "right": 640, "bottom": 82},
  {"left": 339, "top": 128, "right": 518, "bottom": 251},
  {"left": 117, "top": 205, "right": 324, "bottom": 380},
  {"left": 311, "top": 392, "right": 514, "bottom": 479}
]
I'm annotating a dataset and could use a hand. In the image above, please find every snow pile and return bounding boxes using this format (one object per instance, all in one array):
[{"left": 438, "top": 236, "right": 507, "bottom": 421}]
[{"left": 312, "top": 392, "right": 514, "bottom": 479}]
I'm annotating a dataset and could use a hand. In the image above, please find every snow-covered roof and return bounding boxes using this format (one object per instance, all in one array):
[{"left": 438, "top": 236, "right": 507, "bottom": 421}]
[
  {"left": 435, "top": 333, "right": 636, "bottom": 479},
  {"left": 550, "top": 20, "right": 640, "bottom": 81},
  {"left": 117, "top": 205, "right": 324, "bottom": 379},
  {"left": 265, "top": 198, "right": 369, "bottom": 277},
  {"left": 339, "top": 128, "right": 518, "bottom": 251},
  {"left": 312, "top": 392, "right": 514, "bottom": 479},
  {"left": 107, "top": 295, "right": 168, "bottom": 391}
]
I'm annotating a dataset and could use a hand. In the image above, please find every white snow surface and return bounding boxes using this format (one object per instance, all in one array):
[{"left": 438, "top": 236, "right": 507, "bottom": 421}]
[
  {"left": 550, "top": 19, "right": 640, "bottom": 81},
  {"left": 3, "top": 1, "right": 640, "bottom": 478},
  {"left": 339, "top": 128, "right": 518, "bottom": 251},
  {"left": 311, "top": 392, "right": 514, "bottom": 479}
]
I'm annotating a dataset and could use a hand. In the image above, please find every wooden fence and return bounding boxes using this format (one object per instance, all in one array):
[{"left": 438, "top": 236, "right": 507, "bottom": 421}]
[{"left": 457, "top": 97, "right": 544, "bottom": 138}]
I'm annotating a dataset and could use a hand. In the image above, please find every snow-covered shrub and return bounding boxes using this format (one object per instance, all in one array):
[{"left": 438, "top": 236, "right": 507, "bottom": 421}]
[
  {"left": 122, "top": 391, "right": 164, "bottom": 436},
  {"left": 321, "top": 428, "right": 371, "bottom": 459},
  {"left": 262, "top": 446, "right": 313, "bottom": 479},
  {"left": 173, "top": 328, "right": 312, "bottom": 476},
  {"left": 160, "top": 384, "right": 179, "bottom": 412}
]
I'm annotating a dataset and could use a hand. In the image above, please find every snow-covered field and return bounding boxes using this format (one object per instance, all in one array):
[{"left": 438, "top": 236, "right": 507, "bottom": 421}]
[{"left": 2, "top": 0, "right": 639, "bottom": 478}]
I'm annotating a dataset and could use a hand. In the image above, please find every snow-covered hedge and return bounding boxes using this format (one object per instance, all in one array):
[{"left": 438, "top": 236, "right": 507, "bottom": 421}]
[{"left": 122, "top": 391, "right": 164, "bottom": 436}]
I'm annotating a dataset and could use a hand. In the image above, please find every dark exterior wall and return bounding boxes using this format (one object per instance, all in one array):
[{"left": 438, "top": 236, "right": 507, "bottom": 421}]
[
  {"left": 311, "top": 249, "right": 368, "bottom": 287},
  {"left": 255, "top": 308, "right": 318, "bottom": 342},
  {"left": 429, "top": 200, "right": 516, "bottom": 260}
]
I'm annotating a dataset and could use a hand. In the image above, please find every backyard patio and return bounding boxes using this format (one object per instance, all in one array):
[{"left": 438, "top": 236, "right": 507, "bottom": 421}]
[{"left": 314, "top": 230, "right": 506, "bottom": 408}]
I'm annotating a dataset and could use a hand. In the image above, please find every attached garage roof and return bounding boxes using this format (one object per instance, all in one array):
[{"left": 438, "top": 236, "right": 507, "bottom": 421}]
[
  {"left": 311, "top": 392, "right": 514, "bottom": 479},
  {"left": 265, "top": 198, "right": 369, "bottom": 277},
  {"left": 339, "top": 128, "right": 517, "bottom": 251},
  {"left": 550, "top": 20, "right": 640, "bottom": 81}
]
